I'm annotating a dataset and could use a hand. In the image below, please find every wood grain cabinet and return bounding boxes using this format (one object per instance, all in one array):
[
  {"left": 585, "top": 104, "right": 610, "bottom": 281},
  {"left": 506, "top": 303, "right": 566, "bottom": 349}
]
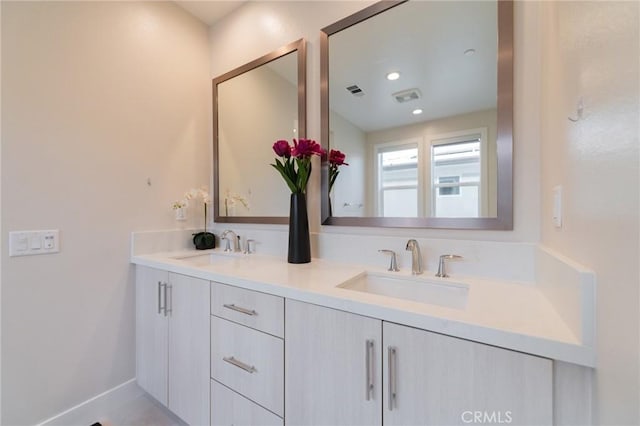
[
  {"left": 136, "top": 268, "right": 555, "bottom": 426},
  {"left": 285, "top": 299, "right": 382, "bottom": 426},
  {"left": 135, "top": 266, "right": 210, "bottom": 426},
  {"left": 210, "top": 380, "right": 282, "bottom": 426},
  {"left": 285, "top": 300, "right": 553, "bottom": 426},
  {"left": 382, "top": 322, "right": 553, "bottom": 426},
  {"left": 210, "top": 282, "right": 284, "bottom": 426}
]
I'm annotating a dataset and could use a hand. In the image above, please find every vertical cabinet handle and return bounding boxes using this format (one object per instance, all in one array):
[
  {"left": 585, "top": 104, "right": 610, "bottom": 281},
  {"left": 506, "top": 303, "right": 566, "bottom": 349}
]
[
  {"left": 157, "top": 281, "right": 167, "bottom": 315},
  {"left": 164, "top": 284, "right": 172, "bottom": 317},
  {"left": 365, "top": 340, "right": 375, "bottom": 401},
  {"left": 388, "top": 346, "right": 397, "bottom": 411},
  {"left": 157, "top": 281, "right": 163, "bottom": 314}
]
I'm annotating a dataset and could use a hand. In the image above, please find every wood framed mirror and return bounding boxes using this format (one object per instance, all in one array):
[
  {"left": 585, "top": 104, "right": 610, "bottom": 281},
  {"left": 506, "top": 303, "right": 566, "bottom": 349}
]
[
  {"left": 320, "top": 1, "right": 513, "bottom": 229},
  {"left": 214, "top": 39, "right": 306, "bottom": 225}
]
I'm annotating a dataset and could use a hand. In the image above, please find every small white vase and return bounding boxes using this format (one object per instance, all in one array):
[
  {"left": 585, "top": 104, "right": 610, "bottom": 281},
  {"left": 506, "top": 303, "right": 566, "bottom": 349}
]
[{"left": 175, "top": 207, "right": 187, "bottom": 221}]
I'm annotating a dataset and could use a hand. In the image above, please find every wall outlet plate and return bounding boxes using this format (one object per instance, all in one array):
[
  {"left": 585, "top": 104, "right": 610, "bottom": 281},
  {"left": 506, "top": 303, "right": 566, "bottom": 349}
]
[
  {"left": 9, "top": 230, "right": 60, "bottom": 257},
  {"left": 553, "top": 186, "right": 563, "bottom": 228}
]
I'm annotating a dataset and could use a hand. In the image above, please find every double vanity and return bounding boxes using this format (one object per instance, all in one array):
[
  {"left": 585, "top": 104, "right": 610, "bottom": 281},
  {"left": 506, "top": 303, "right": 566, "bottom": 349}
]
[
  {"left": 135, "top": 2, "right": 594, "bottom": 424},
  {"left": 132, "top": 234, "right": 595, "bottom": 426}
]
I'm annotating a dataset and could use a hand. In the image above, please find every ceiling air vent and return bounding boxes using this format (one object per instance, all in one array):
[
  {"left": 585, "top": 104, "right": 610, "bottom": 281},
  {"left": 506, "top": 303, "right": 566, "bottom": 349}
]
[
  {"left": 346, "top": 84, "right": 365, "bottom": 97},
  {"left": 392, "top": 88, "right": 422, "bottom": 103}
]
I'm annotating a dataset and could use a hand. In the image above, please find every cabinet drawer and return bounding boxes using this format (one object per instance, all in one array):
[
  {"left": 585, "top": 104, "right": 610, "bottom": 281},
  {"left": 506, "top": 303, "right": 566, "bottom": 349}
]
[
  {"left": 211, "top": 380, "right": 282, "bottom": 426},
  {"left": 211, "top": 316, "right": 284, "bottom": 416},
  {"left": 211, "top": 281, "right": 284, "bottom": 337}
]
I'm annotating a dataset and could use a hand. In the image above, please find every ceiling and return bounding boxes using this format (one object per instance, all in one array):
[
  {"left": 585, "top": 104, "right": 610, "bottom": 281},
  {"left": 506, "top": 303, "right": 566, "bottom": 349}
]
[
  {"left": 329, "top": 1, "right": 498, "bottom": 132},
  {"left": 174, "top": 1, "right": 246, "bottom": 25}
]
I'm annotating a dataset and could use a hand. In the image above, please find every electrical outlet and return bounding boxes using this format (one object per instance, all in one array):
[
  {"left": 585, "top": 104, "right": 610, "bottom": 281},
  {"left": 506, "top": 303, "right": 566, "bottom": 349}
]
[{"left": 9, "top": 230, "right": 60, "bottom": 256}]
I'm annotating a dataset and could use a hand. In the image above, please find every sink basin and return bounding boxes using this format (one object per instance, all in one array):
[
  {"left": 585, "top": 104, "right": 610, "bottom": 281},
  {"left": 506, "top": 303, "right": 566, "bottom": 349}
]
[
  {"left": 338, "top": 272, "right": 469, "bottom": 310},
  {"left": 170, "top": 252, "right": 236, "bottom": 267}
]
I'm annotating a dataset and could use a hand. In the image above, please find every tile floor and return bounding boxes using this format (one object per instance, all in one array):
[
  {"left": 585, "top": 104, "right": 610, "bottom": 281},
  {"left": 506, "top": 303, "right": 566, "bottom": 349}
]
[{"left": 96, "top": 393, "right": 187, "bottom": 426}]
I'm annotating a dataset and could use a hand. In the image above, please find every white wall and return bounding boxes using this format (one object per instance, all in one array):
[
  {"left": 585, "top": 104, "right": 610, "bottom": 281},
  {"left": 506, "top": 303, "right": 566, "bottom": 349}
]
[
  {"left": 218, "top": 62, "right": 297, "bottom": 217},
  {"left": 0, "top": 3, "right": 3, "bottom": 422},
  {"left": 330, "top": 110, "right": 367, "bottom": 216},
  {"left": 210, "top": 0, "right": 541, "bottom": 242},
  {"left": 540, "top": 1, "right": 639, "bottom": 424},
  {"left": 1, "top": 2, "right": 211, "bottom": 424}
]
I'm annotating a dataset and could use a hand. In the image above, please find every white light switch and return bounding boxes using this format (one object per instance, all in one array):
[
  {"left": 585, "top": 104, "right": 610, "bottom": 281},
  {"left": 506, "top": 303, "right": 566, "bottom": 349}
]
[
  {"left": 553, "top": 186, "right": 563, "bottom": 228},
  {"left": 30, "top": 235, "right": 42, "bottom": 250},
  {"left": 10, "top": 230, "right": 59, "bottom": 256},
  {"left": 17, "top": 234, "right": 28, "bottom": 251}
]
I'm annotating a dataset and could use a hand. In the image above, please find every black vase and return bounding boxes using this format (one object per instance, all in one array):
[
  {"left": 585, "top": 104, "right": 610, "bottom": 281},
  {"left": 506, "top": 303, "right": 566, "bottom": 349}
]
[
  {"left": 288, "top": 193, "right": 311, "bottom": 264},
  {"left": 193, "top": 231, "right": 215, "bottom": 250}
]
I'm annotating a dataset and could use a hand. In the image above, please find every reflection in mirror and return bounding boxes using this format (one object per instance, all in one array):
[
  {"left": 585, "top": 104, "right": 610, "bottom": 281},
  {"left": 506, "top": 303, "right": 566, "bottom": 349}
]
[
  {"left": 214, "top": 39, "right": 306, "bottom": 224},
  {"left": 321, "top": 1, "right": 513, "bottom": 229}
]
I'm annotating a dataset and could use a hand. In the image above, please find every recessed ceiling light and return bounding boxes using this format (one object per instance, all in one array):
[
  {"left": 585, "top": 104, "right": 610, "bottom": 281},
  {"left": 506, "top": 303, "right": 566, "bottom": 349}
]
[
  {"left": 412, "top": 108, "right": 423, "bottom": 115},
  {"left": 464, "top": 48, "right": 476, "bottom": 56},
  {"left": 386, "top": 71, "right": 401, "bottom": 81}
]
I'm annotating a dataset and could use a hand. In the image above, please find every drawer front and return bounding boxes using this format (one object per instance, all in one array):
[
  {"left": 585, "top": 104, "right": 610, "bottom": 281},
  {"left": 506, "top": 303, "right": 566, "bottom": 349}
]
[
  {"left": 211, "top": 380, "right": 282, "bottom": 426},
  {"left": 211, "top": 316, "right": 284, "bottom": 416},
  {"left": 211, "top": 281, "right": 284, "bottom": 337}
]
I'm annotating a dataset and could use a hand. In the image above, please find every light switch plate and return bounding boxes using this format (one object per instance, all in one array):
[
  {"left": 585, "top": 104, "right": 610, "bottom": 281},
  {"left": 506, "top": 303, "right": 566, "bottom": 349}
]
[
  {"left": 9, "top": 230, "right": 60, "bottom": 256},
  {"left": 553, "top": 186, "right": 563, "bottom": 228}
]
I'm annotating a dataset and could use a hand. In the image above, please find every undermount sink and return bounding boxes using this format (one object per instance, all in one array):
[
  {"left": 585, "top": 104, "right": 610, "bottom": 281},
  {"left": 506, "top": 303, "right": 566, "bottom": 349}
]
[
  {"left": 170, "top": 252, "right": 237, "bottom": 266},
  {"left": 338, "top": 272, "right": 469, "bottom": 310}
]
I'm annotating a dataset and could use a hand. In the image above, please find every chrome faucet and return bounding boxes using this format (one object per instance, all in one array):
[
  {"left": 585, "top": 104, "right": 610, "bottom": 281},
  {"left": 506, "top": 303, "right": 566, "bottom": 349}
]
[
  {"left": 221, "top": 229, "right": 239, "bottom": 252},
  {"left": 244, "top": 239, "right": 255, "bottom": 254},
  {"left": 378, "top": 249, "right": 399, "bottom": 272},
  {"left": 436, "top": 254, "right": 463, "bottom": 278},
  {"left": 405, "top": 239, "right": 423, "bottom": 275}
]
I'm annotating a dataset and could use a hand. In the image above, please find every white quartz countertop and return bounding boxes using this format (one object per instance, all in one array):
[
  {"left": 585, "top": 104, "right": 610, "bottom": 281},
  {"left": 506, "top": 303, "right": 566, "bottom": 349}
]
[{"left": 131, "top": 249, "right": 595, "bottom": 367}]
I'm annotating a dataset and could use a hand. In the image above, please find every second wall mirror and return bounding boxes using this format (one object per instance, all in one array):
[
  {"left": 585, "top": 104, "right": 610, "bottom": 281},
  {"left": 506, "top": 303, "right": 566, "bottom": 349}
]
[
  {"left": 321, "top": 1, "right": 513, "bottom": 229},
  {"left": 214, "top": 39, "right": 306, "bottom": 225}
]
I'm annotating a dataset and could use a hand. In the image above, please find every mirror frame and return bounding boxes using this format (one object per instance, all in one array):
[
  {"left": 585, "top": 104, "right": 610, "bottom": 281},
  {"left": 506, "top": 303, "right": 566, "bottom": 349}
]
[
  {"left": 320, "top": 1, "right": 513, "bottom": 230},
  {"left": 213, "top": 38, "right": 306, "bottom": 225}
]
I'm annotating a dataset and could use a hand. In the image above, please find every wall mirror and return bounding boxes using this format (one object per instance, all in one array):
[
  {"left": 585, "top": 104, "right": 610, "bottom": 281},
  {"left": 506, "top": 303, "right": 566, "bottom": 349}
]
[
  {"left": 321, "top": 1, "right": 513, "bottom": 229},
  {"left": 214, "top": 39, "right": 306, "bottom": 224}
]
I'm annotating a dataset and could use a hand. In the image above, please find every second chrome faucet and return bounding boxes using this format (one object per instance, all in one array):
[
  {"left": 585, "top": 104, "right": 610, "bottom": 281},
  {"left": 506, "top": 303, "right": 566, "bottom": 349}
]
[{"left": 405, "top": 239, "right": 423, "bottom": 275}]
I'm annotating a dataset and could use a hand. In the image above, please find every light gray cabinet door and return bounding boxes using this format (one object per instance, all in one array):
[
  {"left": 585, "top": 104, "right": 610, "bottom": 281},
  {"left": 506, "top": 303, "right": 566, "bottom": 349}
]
[
  {"left": 210, "top": 316, "right": 284, "bottom": 416},
  {"left": 135, "top": 266, "right": 169, "bottom": 405},
  {"left": 285, "top": 300, "right": 382, "bottom": 426},
  {"left": 168, "top": 272, "right": 210, "bottom": 426},
  {"left": 211, "top": 380, "right": 282, "bottom": 426},
  {"left": 383, "top": 322, "right": 553, "bottom": 426}
]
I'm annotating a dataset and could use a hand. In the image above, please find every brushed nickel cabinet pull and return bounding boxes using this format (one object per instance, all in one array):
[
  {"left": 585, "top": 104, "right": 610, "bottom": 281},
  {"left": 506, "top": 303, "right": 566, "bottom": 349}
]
[
  {"left": 223, "top": 303, "right": 257, "bottom": 316},
  {"left": 158, "top": 282, "right": 168, "bottom": 315},
  {"left": 157, "top": 281, "right": 163, "bottom": 314},
  {"left": 388, "top": 346, "right": 397, "bottom": 411},
  {"left": 164, "top": 284, "right": 172, "bottom": 317},
  {"left": 366, "top": 340, "right": 375, "bottom": 400},
  {"left": 223, "top": 356, "right": 257, "bottom": 374}
]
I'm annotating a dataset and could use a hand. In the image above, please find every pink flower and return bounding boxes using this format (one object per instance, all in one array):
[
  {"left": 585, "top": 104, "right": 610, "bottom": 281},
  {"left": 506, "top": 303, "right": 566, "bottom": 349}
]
[
  {"left": 329, "top": 149, "right": 349, "bottom": 166},
  {"left": 292, "top": 138, "right": 325, "bottom": 159},
  {"left": 273, "top": 140, "right": 291, "bottom": 158},
  {"left": 328, "top": 149, "right": 348, "bottom": 193}
]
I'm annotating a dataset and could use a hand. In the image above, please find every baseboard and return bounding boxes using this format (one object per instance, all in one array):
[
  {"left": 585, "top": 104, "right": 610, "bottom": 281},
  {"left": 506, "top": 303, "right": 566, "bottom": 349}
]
[{"left": 36, "top": 379, "right": 143, "bottom": 426}]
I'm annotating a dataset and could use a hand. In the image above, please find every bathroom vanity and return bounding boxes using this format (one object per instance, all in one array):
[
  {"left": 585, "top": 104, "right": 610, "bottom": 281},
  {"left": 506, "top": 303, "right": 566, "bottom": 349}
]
[{"left": 132, "top": 243, "right": 595, "bottom": 426}]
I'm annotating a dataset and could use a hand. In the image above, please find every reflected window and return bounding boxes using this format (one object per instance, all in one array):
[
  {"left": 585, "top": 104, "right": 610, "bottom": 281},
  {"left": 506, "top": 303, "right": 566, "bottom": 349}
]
[
  {"left": 437, "top": 176, "right": 461, "bottom": 196},
  {"left": 373, "top": 129, "right": 486, "bottom": 218},
  {"left": 431, "top": 139, "right": 482, "bottom": 217}
]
